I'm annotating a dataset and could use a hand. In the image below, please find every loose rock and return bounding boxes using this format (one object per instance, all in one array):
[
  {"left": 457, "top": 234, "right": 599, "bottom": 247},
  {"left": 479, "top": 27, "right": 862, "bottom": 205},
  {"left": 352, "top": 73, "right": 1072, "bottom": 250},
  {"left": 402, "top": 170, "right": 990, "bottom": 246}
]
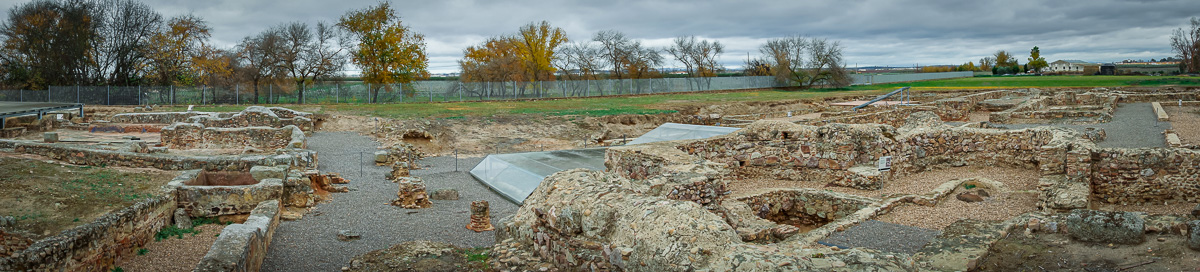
[
  {"left": 338, "top": 230, "right": 361, "bottom": 241},
  {"left": 430, "top": 189, "right": 459, "bottom": 200},
  {"left": 1066, "top": 209, "right": 1145, "bottom": 244}
]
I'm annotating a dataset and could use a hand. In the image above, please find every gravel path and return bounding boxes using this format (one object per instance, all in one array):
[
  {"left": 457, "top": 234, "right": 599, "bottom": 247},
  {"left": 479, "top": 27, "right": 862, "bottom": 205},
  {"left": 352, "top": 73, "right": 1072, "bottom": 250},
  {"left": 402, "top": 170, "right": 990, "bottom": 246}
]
[
  {"left": 261, "top": 132, "right": 517, "bottom": 272},
  {"left": 819, "top": 220, "right": 940, "bottom": 255},
  {"left": 1164, "top": 106, "right": 1200, "bottom": 146},
  {"left": 998, "top": 102, "right": 1170, "bottom": 148}
]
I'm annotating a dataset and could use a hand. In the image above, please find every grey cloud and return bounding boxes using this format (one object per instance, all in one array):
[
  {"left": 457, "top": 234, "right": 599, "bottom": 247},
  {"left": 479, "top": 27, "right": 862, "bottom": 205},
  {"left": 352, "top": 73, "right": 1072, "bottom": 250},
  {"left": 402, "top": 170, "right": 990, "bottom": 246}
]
[{"left": 1, "top": 0, "right": 1197, "bottom": 72}]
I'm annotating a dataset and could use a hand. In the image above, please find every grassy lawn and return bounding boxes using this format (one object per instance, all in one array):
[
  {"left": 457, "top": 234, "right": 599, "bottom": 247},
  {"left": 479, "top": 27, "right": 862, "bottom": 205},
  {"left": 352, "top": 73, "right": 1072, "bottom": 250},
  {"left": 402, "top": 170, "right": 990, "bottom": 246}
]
[
  {"left": 151, "top": 75, "right": 1197, "bottom": 119},
  {"left": 832, "top": 75, "right": 1198, "bottom": 91}
]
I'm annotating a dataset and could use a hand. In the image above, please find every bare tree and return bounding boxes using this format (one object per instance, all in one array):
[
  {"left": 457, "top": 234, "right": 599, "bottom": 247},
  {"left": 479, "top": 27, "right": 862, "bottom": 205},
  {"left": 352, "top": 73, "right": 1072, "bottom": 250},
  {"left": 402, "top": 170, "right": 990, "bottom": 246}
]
[
  {"left": 276, "top": 21, "right": 346, "bottom": 103},
  {"left": 552, "top": 41, "right": 600, "bottom": 96},
  {"left": 593, "top": 30, "right": 630, "bottom": 79},
  {"left": 1, "top": 0, "right": 100, "bottom": 89},
  {"left": 667, "top": 35, "right": 723, "bottom": 90},
  {"left": 759, "top": 35, "right": 849, "bottom": 88},
  {"left": 237, "top": 28, "right": 286, "bottom": 103},
  {"left": 92, "top": 0, "right": 162, "bottom": 86},
  {"left": 1171, "top": 17, "right": 1200, "bottom": 74}
]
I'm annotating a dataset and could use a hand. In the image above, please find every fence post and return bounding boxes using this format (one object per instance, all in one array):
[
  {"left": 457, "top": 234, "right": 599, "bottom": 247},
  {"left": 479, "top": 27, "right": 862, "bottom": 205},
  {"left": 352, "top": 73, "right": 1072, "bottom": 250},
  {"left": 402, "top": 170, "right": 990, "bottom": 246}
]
[
  {"left": 19, "top": 89, "right": 22, "bottom": 102},
  {"left": 76, "top": 85, "right": 79, "bottom": 103},
  {"left": 170, "top": 86, "right": 175, "bottom": 105},
  {"left": 336, "top": 83, "right": 340, "bottom": 103},
  {"left": 138, "top": 86, "right": 142, "bottom": 105},
  {"left": 106, "top": 86, "right": 110, "bottom": 105},
  {"left": 236, "top": 84, "right": 240, "bottom": 105}
]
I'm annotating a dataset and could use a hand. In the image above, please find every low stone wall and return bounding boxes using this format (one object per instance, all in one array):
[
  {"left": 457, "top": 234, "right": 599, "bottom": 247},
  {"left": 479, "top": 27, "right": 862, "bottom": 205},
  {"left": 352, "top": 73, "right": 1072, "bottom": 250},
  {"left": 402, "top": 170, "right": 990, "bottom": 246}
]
[
  {"left": 0, "top": 139, "right": 316, "bottom": 171},
  {"left": 161, "top": 123, "right": 305, "bottom": 150},
  {"left": 989, "top": 92, "right": 1118, "bottom": 124},
  {"left": 1119, "top": 92, "right": 1199, "bottom": 103},
  {"left": 0, "top": 195, "right": 176, "bottom": 271},
  {"left": 109, "top": 112, "right": 214, "bottom": 124},
  {"left": 189, "top": 106, "right": 314, "bottom": 132},
  {"left": 933, "top": 90, "right": 1013, "bottom": 120},
  {"left": 166, "top": 170, "right": 285, "bottom": 217},
  {"left": 195, "top": 200, "right": 281, "bottom": 272},
  {"left": 736, "top": 189, "right": 874, "bottom": 228}
]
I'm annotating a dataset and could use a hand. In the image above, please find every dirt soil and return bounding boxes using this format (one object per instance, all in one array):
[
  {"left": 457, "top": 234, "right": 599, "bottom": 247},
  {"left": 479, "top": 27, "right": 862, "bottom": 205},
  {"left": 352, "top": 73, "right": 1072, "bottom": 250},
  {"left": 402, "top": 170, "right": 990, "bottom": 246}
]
[
  {"left": 977, "top": 232, "right": 1200, "bottom": 271},
  {"left": 1165, "top": 106, "right": 1200, "bottom": 146},
  {"left": 117, "top": 223, "right": 226, "bottom": 272},
  {"left": 0, "top": 155, "right": 177, "bottom": 240},
  {"left": 346, "top": 241, "right": 488, "bottom": 272}
]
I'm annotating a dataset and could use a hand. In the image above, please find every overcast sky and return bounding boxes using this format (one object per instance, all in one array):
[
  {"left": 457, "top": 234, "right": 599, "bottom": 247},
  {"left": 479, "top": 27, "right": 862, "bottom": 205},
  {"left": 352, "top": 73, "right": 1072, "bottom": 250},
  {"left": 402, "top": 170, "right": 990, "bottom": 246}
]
[{"left": 3, "top": 0, "right": 1199, "bottom": 74}]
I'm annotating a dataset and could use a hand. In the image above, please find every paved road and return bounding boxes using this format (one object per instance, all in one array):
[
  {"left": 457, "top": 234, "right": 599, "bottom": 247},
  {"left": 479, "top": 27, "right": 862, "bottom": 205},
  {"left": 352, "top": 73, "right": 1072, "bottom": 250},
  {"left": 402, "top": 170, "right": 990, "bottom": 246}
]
[{"left": 261, "top": 132, "right": 516, "bottom": 271}]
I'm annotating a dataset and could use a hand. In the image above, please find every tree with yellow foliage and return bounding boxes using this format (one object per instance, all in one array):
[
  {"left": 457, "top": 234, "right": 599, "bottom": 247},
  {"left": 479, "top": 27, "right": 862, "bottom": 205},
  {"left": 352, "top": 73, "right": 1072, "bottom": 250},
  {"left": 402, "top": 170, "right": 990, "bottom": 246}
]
[
  {"left": 338, "top": 2, "right": 428, "bottom": 101},
  {"left": 142, "top": 14, "right": 214, "bottom": 87},
  {"left": 459, "top": 21, "right": 567, "bottom": 97}
]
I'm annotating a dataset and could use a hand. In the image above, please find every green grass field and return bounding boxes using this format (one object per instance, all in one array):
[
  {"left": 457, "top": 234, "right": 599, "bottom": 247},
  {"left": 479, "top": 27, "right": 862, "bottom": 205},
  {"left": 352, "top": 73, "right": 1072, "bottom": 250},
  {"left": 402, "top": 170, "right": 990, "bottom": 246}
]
[{"left": 158, "top": 75, "right": 1199, "bottom": 119}]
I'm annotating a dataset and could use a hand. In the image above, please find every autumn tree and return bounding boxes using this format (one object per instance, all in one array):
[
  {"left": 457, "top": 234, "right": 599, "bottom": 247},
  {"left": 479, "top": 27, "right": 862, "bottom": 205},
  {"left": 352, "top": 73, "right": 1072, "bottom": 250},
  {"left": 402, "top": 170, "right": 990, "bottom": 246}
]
[
  {"left": 957, "top": 61, "right": 978, "bottom": 72},
  {"left": 0, "top": 0, "right": 99, "bottom": 89},
  {"left": 743, "top": 58, "right": 771, "bottom": 76},
  {"left": 991, "top": 50, "right": 1021, "bottom": 74},
  {"left": 338, "top": 2, "right": 428, "bottom": 101},
  {"left": 667, "top": 35, "right": 724, "bottom": 90},
  {"left": 514, "top": 21, "right": 567, "bottom": 83},
  {"left": 1027, "top": 46, "right": 1048, "bottom": 74},
  {"left": 979, "top": 57, "right": 995, "bottom": 71},
  {"left": 757, "top": 35, "right": 849, "bottom": 88},
  {"left": 142, "top": 14, "right": 213, "bottom": 86},
  {"left": 458, "top": 21, "right": 567, "bottom": 97},
  {"left": 1171, "top": 17, "right": 1200, "bottom": 73}
]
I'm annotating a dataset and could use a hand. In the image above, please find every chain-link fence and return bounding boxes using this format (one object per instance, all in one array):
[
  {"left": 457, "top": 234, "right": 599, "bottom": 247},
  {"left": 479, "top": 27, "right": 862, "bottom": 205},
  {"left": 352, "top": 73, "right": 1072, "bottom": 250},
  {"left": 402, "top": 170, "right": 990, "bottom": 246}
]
[{"left": 4, "top": 72, "right": 971, "bottom": 105}]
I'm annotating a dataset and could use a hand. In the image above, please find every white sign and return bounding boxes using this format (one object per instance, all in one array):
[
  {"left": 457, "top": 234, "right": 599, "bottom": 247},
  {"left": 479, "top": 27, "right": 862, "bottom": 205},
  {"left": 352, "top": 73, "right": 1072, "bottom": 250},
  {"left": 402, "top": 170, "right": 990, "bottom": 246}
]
[
  {"left": 187, "top": 105, "right": 194, "bottom": 112},
  {"left": 877, "top": 156, "right": 892, "bottom": 172}
]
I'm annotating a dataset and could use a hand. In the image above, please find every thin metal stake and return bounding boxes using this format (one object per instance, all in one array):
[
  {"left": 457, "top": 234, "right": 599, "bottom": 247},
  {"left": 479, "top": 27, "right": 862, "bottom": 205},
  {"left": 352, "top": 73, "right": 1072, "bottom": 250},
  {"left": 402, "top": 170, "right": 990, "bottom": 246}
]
[
  {"left": 359, "top": 152, "right": 364, "bottom": 178},
  {"left": 455, "top": 148, "right": 458, "bottom": 172}
]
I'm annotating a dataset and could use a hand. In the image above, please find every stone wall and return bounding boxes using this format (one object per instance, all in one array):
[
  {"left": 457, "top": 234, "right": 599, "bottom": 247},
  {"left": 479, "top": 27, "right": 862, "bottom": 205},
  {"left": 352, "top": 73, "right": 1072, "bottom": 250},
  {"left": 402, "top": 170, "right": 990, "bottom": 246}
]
[
  {"left": 161, "top": 123, "right": 305, "bottom": 150},
  {"left": 736, "top": 189, "right": 874, "bottom": 228},
  {"left": 167, "top": 170, "right": 285, "bottom": 217},
  {"left": 195, "top": 200, "right": 281, "bottom": 272},
  {"left": 932, "top": 90, "right": 1013, "bottom": 121},
  {"left": 1088, "top": 148, "right": 1200, "bottom": 204},
  {"left": 189, "top": 106, "right": 314, "bottom": 132},
  {"left": 109, "top": 112, "right": 214, "bottom": 124},
  {"left": 0, "top": 139, "right": 317, "bottom": 171},
  {"left": 0, "top": 195, "right": 175, "bottom": 272}
]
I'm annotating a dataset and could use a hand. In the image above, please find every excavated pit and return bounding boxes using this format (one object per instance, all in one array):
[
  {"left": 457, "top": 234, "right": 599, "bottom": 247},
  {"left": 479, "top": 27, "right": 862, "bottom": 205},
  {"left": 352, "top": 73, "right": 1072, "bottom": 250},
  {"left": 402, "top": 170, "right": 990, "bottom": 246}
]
[
  {"left": 736, "top": 189, "right": 874, "bottom": 233},
  {"left": 186, "top": 170, "right": 259, "bottom": 186}
]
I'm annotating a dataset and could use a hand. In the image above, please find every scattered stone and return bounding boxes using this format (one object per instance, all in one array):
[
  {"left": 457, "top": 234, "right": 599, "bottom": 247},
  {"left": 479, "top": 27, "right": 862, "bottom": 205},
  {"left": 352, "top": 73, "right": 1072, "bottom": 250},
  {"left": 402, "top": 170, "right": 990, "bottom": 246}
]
[
  {"left": 0, "top": 215, "right": 14, "bottom": 228},
  {"left": 975, "top": 189, "right": 990, "bottom": 198},
  {"left": 311, "top": 172, "right": 350, "bottom": 193},
  {"left": 1026, "top": 218, "right": 1040, "bottom": 232},
  {"left": 374, "top": 150, "right": 388, "bottom": 164},
  {"left": 956, "top": 192, "right": 985, "bottom": 203},
  {"left": 173, "top": 208, "right": 192, "bottom": 229},
  {"left": 466, "top": 200, "right": 493, "bottom": 232},
  {"left": 1192, "top": 203, "right": 1200, "bottom": 219},
  {"left": 1189, "top": 221, "right": 1200, "bottom": 250},
  {"left": 392, "top": 177, "right": 432, "bottom": 209},
  {"left": 1066, "top": 209, "right": 1145, "bottom": 244},
  {"left": 338, "top": 230, "right": 361, "bottom": 241},
  {"left": 1044, "top": 221, "right": 1059, "bottom": 233},
  {"left": 1140, "top": 168, "right": 1155, "bottom": 177},
  {"left": 42, "top": 132, "right": 58, "bottom": 143},
  {"left": 430, "top": 189, "right": 459, "bottom": 200}
]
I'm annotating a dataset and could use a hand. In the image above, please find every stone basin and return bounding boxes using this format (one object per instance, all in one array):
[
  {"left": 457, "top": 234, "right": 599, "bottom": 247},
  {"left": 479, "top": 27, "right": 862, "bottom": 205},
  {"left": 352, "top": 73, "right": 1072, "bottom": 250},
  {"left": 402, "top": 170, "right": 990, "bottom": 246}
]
[
  {"left": 736, "top": 188, "right": 875, "bottom": 233},
  {"left": 167, "top": 168, "right": 284, "bottom": 217}
]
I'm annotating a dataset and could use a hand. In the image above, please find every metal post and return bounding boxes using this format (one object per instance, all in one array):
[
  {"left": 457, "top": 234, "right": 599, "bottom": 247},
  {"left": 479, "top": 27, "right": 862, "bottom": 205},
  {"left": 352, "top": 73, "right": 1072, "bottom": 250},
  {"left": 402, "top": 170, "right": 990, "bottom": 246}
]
[
  {"left": 171, "top": 86, "right": 175, "bottom": 105},
  {"left": 269, "top": 85, "right": 273, "bottom": 104},
  {"left": 454, "top": 148, "right": 458, "bottom": 172},
  {"left": 138, "top": 86, "right": 142, "bottom": 105},
  {"left": 76, "top": 85, "right": 80, "bottom": 103},
  {"left": 19, "top": 90, "right": 22, "bottom": 101},
  {"left": 106, "top": 86, "right": 110, "bottom": 105},
  {"left": 236, "top": 85, "right": 240, "bottom": 105},
  {"left": 336, "top": 83, "right": 340, "bottom": 103}
]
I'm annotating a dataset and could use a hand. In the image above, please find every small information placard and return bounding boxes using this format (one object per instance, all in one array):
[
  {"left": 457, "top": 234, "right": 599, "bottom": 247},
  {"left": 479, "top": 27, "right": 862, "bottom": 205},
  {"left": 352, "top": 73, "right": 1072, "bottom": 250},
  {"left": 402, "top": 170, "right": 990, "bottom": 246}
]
[{"left": 877, "top": 156, "right": 892, "bottom": 172}]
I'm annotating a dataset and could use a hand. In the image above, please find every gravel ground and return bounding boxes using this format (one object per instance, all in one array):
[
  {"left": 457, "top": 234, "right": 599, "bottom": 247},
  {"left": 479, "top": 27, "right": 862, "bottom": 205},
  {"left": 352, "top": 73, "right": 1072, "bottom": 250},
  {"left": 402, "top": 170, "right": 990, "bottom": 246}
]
[
  {"left": 1164, "top": 106, "right": 1200, "bottom": 146},
  {"left": 118, "top": 224, "right": 226, "bottom": 272},
  {"left": 998, "top": 102, "right": 1170, "bottom": 148},
  {"left": 819, "top": 220, "right": 940, "bottom": 255},
  {"left": 261, "top": 132, "right": 517, "bottom": 272},
  {"left": 876, "top": 191, "right": 1041, "bottom": 230}
]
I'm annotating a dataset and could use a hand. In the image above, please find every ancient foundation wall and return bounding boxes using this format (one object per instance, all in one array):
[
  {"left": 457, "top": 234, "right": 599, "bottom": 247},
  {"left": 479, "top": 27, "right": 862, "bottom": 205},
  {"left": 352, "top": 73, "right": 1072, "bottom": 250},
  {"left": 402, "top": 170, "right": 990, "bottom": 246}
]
[
  {"left": 189, "top": 106, "right": 314, "bottom": 131},
  {"left": 109, "top": 112, "right": 214, "bottom": 124},
  {"left": 195, "top": 200, "right": 281, "bottom": 272},
  {"left": 1088, "top": 148, "right": 1200, "bottom": 204},
  {"left": 0, "top": 139, "right": 316, "bottom": 171},
  {"left": 166, "top": 170, "right": 285, "bottom": 217},
  {"left": 933, "top": 90, "right": 1013, "bottom": 120},
  {"left": 161, "top": 123, "right": 305, "bottom": 150},
  {"left": 893, "top": 127, "right": 1062, "bottom": 175},
  {"left": 0, "top": 195, "right": 176, "bottom": 272}
]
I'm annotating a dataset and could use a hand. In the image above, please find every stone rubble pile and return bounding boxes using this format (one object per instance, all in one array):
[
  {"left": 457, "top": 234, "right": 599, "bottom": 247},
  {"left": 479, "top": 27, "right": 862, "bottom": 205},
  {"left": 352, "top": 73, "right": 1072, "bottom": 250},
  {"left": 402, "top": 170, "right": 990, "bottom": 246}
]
[
  {"left": 465, "top": 200, "right": 494, "bottom": 232},
  {"left": 391, "top": 177, "right": 432, "bottom": 209}
]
